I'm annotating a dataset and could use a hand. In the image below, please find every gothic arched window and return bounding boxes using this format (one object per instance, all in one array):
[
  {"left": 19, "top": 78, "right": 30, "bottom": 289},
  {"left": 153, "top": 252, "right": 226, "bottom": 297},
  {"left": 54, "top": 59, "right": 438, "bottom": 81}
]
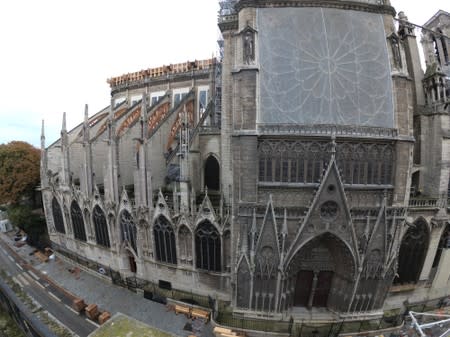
[
  {"left": 52, "top": 197, "right": 65, "bottom": 234},
  {"left": 93, "top": 205, "right": 110, "bottom": 248},
  {"left": 178, "top": 225, "right": 193, "bottom": 264},
  {"left": 395, "top": 219, "right": 429, "bottom": 285},
  {"left": 70, "top": 201, "right": 86, "bottom": 241},
  {"left": 195, "top": 221, "right": 221, "bottom": 272},
  {"left": 120, "top": 210, "right": 137, "bottom": 254},
  {"left": 204, "top": 155, "right": 220, "bottom": 191},
  {"left": 153, "top": 216, "right": 177, "bottom": 264}
]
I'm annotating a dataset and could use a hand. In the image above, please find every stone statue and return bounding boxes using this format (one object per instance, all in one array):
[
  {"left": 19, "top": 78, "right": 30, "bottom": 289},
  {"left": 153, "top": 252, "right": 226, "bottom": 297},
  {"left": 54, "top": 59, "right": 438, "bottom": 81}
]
[{"left": 243, "top": 31, "right": 254, "bottom": 64}]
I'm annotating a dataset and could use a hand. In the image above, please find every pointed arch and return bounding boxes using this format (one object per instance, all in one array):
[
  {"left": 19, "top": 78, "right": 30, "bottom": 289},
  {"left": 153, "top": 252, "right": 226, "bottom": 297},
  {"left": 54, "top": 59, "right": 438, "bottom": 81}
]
[
  {"left": 93, "top": 205, "right": 110, "bottom": 248},
  {"left": 204, "top": 154, "right": 220, "bottom": 191},
  {"left": 223, "top": 230, "right": 231, "bottom": 272},
  {"left": 153, "top": 216, "right": 177, "bottom": 265},
  {"left": 394, "top": 218, "right": 430, "bottom": 285},
  {"left": 70, "top": 201, "right": 86, "bottom": 241},
  {"left": 119, "top": 210, "right": 137, "bottom": 255},
  {"left": 236, "top": 256, "right": 252, "bottom": 309},
  {"left": 178, "top": 225, "right": 193, "bottom": 265},
  {"left": 52, "top": 197, "right": 65, "bottom": 234},
  {"left": 195, "top": 220, "right": 221, "bottom": 272},
  {"left": 286, "top": 232, "right": 356, "bottom": 310}
]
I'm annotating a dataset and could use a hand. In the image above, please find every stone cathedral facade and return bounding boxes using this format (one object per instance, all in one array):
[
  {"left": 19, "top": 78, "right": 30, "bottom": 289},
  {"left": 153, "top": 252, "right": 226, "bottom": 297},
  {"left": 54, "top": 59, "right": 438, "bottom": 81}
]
[{"left": 41, "top": 0, "right": 450, "bottom": 322}]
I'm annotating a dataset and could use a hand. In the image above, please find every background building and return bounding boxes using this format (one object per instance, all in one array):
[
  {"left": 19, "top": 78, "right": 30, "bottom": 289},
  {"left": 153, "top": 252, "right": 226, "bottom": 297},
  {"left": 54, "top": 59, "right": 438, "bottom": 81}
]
[{"left": 41, "top": 0, "right": 450, "bottom": 323}]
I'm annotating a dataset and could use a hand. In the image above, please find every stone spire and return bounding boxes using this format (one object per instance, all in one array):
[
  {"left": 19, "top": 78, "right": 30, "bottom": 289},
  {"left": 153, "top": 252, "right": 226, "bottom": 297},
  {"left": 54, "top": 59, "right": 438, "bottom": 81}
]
[
  {"left": 281, "top": 208, "right": 288, "bottom": 246},
  {"left": 250, "top": 208, "right": 257, "bottom": 264},
  {"left": 82, "top": 104, "right": 93, "bottom": 196},
  {"left": 134, "top": 93, "right": 152, "bottom": 210},
  {"left": 60, "top": 112, "right": 71, "bottom": 186},
  {"left": 83, "top": 104, "right": 90, "bottom": 142},
  {"left": 40, "top": 120, "right": 48, "bottom": 188},
  {"left": 105, "top": 99, "right": 120, "bottom": 203},
  {"left": 40, "top": 119, "right": 45, "bottom": 149}
]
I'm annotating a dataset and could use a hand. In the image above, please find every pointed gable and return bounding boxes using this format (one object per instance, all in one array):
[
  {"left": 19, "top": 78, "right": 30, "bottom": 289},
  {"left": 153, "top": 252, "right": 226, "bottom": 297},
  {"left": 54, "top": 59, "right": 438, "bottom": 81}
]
[
  {"left": 119, "top": 188, "right": 131, "bottom": 212},
  {"left": 255, "top": 196, "right": 280, "bottom": 267},
  {"left": 195, "top": 190, "right": 217, "bottom": 226},
  {"left": 285, "top": 154, "right": 359, "bottom": 270},
  {"left": 361, "top": 203, "right": 387, "bottom": 279},
  {"left": 153, "top": 189, "right": 171, "bottom": 221}
]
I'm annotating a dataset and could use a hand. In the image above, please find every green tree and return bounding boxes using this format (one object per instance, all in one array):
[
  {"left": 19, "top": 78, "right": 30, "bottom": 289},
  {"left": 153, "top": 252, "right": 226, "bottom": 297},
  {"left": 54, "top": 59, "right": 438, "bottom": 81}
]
[
  {"left": 0, "top": 141, "right": 40, "bottom": 205},
  {"left": 7, "top": 205, "right": 47, "bottom": 247}
]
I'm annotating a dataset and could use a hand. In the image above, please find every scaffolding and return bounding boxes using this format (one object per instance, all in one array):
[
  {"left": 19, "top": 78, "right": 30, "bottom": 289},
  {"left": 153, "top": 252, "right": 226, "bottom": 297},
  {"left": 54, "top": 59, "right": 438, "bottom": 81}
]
[{"left": 409, "top": 311, "right": 450, "bottom": 337}]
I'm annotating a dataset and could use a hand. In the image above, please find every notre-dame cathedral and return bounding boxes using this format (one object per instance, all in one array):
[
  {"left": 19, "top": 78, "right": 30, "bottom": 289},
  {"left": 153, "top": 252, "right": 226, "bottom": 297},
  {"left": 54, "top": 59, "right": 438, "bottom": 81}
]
[{"left": 40, "top": 0, "right": 450, "bottom": 323}]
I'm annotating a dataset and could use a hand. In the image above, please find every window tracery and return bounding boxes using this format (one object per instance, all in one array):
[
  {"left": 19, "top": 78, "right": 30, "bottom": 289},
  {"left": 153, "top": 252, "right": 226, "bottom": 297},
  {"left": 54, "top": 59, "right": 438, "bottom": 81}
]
[
  {"left": 93, "top": 205, "right": 110, "bottom": 248},
  {"left": 71, "top": 201, "right": 86, "bottom": 242},
  {"left": 178, "top": 225, "right": 193, "bottom": 265},
  {"left": 195, "top": 221, "right": 221, "bottom": 272},
  {"left": 120, "top": 210, "right": 137, "bottom": 254},
  {"left": 258, "top": 140, "right": 394, "bottom": 185},
  {"left": 153, "top": 216, "right": 177, "bottom": 265},
  {"left": 52, "top": 198, "right": 65, "bottom": 234}
]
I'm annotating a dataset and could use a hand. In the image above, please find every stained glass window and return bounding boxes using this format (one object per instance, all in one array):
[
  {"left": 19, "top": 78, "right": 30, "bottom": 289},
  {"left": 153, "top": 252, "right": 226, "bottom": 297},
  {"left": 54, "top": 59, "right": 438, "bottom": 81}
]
[
  {"left": 71, "top": 201, "right": 86, "bottom": 242},
  {"left": 154, "top": 216, "right": 177, "bottom": 264},
  {"left": 93, "top": 205, "right": 110, "bottom": 248},
  {"left": 52, "top": 198, "right": 65, "bottom": 234}
]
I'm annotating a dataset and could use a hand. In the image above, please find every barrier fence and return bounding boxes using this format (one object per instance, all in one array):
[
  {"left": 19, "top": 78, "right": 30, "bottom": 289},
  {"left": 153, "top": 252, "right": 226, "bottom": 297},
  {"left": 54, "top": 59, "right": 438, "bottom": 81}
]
[
  {"left": 51, "top": 244, "right": 450, "bottom": 336},
  {"left": 0, "top": 278, "right": 57, "bottom": 337}
]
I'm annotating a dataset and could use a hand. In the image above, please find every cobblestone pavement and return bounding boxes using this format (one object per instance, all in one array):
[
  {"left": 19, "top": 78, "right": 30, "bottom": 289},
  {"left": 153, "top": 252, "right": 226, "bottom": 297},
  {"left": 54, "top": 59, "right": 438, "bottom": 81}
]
[{"left": 1, "top": 232, "right": 215, "bottom": 337}]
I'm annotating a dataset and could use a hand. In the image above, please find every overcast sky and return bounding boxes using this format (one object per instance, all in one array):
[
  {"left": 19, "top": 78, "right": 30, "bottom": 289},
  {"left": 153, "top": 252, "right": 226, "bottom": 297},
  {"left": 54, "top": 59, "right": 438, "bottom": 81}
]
[{"left": 0, "top": 0, "right": 447, "bottom": 147}]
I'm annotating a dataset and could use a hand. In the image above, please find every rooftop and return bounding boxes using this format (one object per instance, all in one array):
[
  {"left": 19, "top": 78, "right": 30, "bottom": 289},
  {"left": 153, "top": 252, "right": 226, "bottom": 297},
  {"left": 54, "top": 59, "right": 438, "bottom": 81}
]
[{"left": 107, "top": 58, "right": 216, "bottom": 88}]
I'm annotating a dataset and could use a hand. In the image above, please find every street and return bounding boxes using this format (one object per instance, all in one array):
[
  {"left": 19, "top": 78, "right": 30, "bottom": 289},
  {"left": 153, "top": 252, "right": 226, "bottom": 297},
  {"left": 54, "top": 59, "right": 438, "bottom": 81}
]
[{"left": 0, "top": 239, "right": 96, "bottom": 337}]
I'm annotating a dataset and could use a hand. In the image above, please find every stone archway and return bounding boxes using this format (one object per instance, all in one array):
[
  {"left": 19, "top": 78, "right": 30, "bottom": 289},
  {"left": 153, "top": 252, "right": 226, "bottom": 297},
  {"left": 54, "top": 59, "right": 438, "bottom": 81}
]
[
  {"left": 394, "top": 218, "right": 429, "bottom": 285},
  {"left": 288, "top": 232, "right": 355, "bottom": 311},
  {"left": 204, "top": 155, "right": 220, "bottom": 191}
]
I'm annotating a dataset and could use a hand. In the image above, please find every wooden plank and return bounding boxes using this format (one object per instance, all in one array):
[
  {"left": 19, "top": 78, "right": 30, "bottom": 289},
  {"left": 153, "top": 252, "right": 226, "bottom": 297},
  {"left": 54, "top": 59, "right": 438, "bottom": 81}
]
[
  {"left": 213, "top": 327, "right": 233, "bottom": 334},
  {"left": 174, "top": 304, "right": 191, "bottom": 316}
]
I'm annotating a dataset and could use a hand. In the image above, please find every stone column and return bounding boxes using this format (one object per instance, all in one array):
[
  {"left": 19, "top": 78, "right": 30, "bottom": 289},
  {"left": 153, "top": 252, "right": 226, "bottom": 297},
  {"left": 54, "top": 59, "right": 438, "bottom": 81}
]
[{"left": 307, "top": 270, "right": 319, "bottom": 309}]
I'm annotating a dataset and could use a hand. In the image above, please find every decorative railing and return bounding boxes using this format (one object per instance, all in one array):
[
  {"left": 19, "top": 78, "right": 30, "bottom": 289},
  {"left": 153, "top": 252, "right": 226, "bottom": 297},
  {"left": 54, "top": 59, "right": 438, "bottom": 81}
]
[
  {"left": 258, "top": 124, "right": 398, "bottom": 139},
  {"left": 408, "top": 198, "right": 446, "bottom": 208}
]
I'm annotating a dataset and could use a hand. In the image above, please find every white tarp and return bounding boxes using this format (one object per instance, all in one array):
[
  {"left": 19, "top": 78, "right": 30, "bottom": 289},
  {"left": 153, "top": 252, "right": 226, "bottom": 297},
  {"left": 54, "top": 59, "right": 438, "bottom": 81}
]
[{"left": 258, "top": 7, "right": 394, "bottom": 128}]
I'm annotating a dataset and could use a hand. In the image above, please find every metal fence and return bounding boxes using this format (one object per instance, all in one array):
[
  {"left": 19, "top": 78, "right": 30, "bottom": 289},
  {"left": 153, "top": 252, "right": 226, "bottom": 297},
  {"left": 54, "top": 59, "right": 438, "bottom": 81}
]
[
  {"left": 51, "top": 244, "right": 450, "bottom": 337},
  {"left": 213, "top": 312, "right": 404, "bottom": 337},
  {"left": 214, "top": 296, "right": 450, "bottom": 337},
  {"left": 0, "top": 278, "right": 57, "bottom": 337},
  {"left": 53, "top": 243, "right": 111, "bottom": 279}
]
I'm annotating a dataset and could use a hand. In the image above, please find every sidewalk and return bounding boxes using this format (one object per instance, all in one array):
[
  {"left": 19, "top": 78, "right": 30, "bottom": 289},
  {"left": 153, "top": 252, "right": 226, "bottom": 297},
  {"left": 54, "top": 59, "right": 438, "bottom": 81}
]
[{"left": 0, "top": 232, "right": 214, "bottom": 337}]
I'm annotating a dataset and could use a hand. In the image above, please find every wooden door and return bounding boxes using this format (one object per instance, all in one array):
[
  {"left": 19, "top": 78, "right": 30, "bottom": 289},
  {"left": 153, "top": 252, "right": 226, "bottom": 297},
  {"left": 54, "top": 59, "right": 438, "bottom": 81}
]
[
  {"left": 294, "top": 270, "right": 313, "bottom": 306},
  {"left": 313, "top": 271, "right": 333, "bottom": 307}
]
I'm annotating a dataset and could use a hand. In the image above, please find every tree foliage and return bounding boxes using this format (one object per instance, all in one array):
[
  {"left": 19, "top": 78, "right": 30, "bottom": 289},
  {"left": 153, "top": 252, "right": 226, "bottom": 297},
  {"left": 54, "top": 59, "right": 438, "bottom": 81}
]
[
  {"left": 0, "top": 141, "right": 40, "bottom": 205},
  {"left": 8, "top": 205, "right": 47, "bottom": 247}
]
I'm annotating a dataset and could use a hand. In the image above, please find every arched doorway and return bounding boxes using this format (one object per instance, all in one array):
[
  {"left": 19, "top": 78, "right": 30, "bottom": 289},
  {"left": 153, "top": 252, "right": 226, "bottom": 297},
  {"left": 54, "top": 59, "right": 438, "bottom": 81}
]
[
  {"left": 288, "top": 233, "right": 355, "bottom": 311},
  {"left": 204, "top": 155, "right": 220, "bottom": 191},
  {"left": 128, "top": 251, "right": 137, "bottom": 273},
  {"left": 394, "top": 219, "right": 429, "bottom": 285}
]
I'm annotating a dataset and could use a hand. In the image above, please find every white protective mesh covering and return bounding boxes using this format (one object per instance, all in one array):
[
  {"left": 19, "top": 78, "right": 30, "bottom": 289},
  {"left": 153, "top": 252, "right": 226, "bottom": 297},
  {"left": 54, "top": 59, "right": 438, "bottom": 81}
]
[{"left": 258, "top": 8, "right": 394, "bottom": 128}]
